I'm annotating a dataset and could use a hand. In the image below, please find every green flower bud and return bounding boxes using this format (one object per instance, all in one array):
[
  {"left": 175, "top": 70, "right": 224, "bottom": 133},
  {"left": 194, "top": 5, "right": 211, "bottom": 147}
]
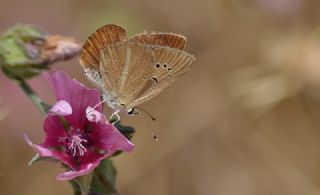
[{"left": 0, "top": 24, "right": 81, "bottom": 79}]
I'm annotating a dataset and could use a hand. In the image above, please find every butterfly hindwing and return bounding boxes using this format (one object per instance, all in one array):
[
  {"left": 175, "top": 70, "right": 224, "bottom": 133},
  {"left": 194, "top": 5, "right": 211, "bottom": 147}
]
[
  {"left": 128, "top": 46, "right": 195, "bottom": 108},
  {"left": 99, "top": 41, "right": 154, "bottom": 107},
  {"left": 152, "top": 46, "right": 194, "bottom": 81}
]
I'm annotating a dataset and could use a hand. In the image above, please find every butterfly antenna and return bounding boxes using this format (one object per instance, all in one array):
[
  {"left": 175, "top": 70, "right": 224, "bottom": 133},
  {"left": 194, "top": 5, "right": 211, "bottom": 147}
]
[{"left": 132, "top": 107, "right": 158, "bottom": 141}]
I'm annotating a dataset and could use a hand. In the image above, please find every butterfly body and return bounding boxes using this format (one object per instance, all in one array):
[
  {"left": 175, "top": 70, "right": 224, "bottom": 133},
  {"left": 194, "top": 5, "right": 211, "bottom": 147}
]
[{"left": 80, "top": 24, "right": 195, "bottom": 113}]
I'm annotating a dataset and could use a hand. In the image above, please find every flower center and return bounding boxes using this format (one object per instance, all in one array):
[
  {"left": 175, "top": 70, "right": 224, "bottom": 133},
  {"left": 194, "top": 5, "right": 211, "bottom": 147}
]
[
  {"left": 59, "top": 127, "right": 88, "bottom": 157},
  {"left": 68, "top": 134, "right": 87, "bottom": 157}
]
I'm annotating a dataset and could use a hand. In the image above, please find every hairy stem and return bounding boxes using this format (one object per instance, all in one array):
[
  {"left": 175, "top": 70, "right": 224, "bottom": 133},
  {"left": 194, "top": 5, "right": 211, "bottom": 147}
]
[{"left": 16, "top": 78, "right": 47, "bottom": 115}]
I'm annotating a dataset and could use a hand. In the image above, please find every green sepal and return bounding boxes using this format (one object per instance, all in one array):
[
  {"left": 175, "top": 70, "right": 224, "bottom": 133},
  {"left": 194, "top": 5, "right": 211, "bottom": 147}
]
[
  {"left": 40, "top": 102, "right": 52, "bottom": 114},
  {"left": 28, "top": 153, "right": 41, "bottom": 166},
  {"left": 28, "top": 153, "right": 59, "bottom": 166},
  {"left": 2, "top": 23, "right": 46, "bottom": 42}
]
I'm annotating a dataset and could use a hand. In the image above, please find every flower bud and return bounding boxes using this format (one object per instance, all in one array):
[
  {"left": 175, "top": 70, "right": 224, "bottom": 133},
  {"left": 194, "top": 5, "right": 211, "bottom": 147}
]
[{"left": 0, "top": 24, "right": 81, "bottom": 79}]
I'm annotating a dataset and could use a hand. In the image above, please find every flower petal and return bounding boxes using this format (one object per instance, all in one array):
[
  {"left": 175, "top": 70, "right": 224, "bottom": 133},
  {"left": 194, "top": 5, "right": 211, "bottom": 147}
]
[
  {"left": 49, "top": 100, "right": 72, "bottom": 116},
  {"left": 44, "top": 70, "right": 102, "bottom": 129},
  {"left": 56, "top": 163, "right": 98, "bottom": 180},
  {"left": 86, "top": 106, "right": 107, "bottom": 124},
  {"left": 24, "top": 134, "right": 76, "bottom": 169},
  {"left": 90, "top": 123, "right": 134, "bottom": 153},
  {"left": 61, "top": 151, "right": 111, "bottom": 180},
  {"left": 41, "top": 115, "right": 68, "bottom": 148},
  {"left": 24, "top": 134, "right": 54, "bottom": 157}
]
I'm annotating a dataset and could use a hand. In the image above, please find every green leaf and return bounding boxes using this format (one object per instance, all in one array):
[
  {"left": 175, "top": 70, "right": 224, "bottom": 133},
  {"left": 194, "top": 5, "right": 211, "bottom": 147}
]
[
  {"left": 89, "top": 158, "right": 118, "bottom": 195},
  {"left": 114, "top": 121, "right": 135, "bottom": 140}
]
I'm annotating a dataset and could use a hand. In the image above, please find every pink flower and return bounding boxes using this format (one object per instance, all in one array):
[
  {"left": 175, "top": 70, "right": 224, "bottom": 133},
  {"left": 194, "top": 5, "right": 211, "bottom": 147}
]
[{"left": 25, "top": 70, "right": 134, "bottom": 180}]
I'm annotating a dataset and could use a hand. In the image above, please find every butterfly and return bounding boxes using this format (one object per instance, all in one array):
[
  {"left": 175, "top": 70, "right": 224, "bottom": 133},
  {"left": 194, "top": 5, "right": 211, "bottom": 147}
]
[{"left": 79, "top": 24, "right": 195, "bottom": 119}]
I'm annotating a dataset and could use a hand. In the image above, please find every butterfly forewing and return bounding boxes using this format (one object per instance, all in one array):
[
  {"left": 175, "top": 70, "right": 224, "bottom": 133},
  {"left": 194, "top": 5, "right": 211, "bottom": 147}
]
[
  {"left": 129, "top": 33, "right": 187, "bottom": 50},
  {"left": 128, "top": 46, "right": 195, "bottom": 108},
  {"left": 99, "top": 42, "right": 154, "bottom": 107},
  {"left": 80, "top": 24, "right": 127, "bottom": 71}
]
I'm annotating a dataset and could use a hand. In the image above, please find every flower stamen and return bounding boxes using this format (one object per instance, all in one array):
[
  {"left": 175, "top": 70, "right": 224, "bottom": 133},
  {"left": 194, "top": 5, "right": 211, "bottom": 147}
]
[{"left": 68, "top": 135, "right": 87, "bottom": 156}]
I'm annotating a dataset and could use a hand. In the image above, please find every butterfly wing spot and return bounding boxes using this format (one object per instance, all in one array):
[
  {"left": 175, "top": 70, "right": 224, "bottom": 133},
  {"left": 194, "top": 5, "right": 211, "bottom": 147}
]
[
  {"left": 168, "top": 67, "right": 172, "bottom": 71},
  {"left": 155, "top": 63, "right": 161, "bottom": 68},
  {"left": 163, "top": 64, "right": 167, "bottom": 68},
  {"left": 152, "top": 77, "right": 159, "bottom": 83}
]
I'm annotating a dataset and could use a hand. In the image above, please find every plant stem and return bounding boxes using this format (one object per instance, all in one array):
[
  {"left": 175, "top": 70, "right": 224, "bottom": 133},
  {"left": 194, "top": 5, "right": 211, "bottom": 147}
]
[
  {"left": 95, "top": 170, "right": 119, "bottom": 194},
  {"left": 74, "top": 173, "right": 93, "bottom": 195},
  {"left": 16, "top": 78, "right": 46, "bottom": 115}
]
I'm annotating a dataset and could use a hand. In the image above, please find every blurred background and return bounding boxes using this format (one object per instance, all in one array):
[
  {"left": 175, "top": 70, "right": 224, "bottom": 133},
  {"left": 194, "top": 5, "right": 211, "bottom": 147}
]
[{"left": 2, "top": 0, "right": 320, "bottom": 194}]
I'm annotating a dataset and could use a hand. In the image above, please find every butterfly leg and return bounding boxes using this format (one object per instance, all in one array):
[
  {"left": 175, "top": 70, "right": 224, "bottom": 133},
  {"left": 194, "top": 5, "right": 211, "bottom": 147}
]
[{"left": 109, "top": 110, "right": 120, "bottom": 124}]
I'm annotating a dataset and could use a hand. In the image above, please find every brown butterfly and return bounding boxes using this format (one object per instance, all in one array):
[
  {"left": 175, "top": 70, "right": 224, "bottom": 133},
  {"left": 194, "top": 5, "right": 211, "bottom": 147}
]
[{"left": 79, "top": 24, "right": 195, "bottom": 119}]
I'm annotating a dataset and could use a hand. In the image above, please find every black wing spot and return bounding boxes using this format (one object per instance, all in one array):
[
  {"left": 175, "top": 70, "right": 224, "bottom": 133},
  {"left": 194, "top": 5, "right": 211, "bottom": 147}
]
[
  {"left": 152, "top": 77, "right": 159, "bottom": 83},
  {"left": 155, "top": 63, "right": 161, "bottom": 68},
  {"left": 168, "top": 67, "right": 172, "bottom": 71},
  {"left": 163, "top": 64, "right": 168, "bottom": 68}
]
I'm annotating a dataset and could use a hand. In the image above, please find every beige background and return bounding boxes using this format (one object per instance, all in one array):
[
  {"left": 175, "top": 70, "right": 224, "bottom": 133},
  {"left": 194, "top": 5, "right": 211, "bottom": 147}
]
[{"left": 2, "top": 0, "right": 320, "bottom": 194}]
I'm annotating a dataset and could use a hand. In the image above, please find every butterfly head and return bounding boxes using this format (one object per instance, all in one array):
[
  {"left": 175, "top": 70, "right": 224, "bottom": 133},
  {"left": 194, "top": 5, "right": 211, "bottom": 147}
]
[{"left": 102, "top": 93, "right": 135, "bottom": 115}]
